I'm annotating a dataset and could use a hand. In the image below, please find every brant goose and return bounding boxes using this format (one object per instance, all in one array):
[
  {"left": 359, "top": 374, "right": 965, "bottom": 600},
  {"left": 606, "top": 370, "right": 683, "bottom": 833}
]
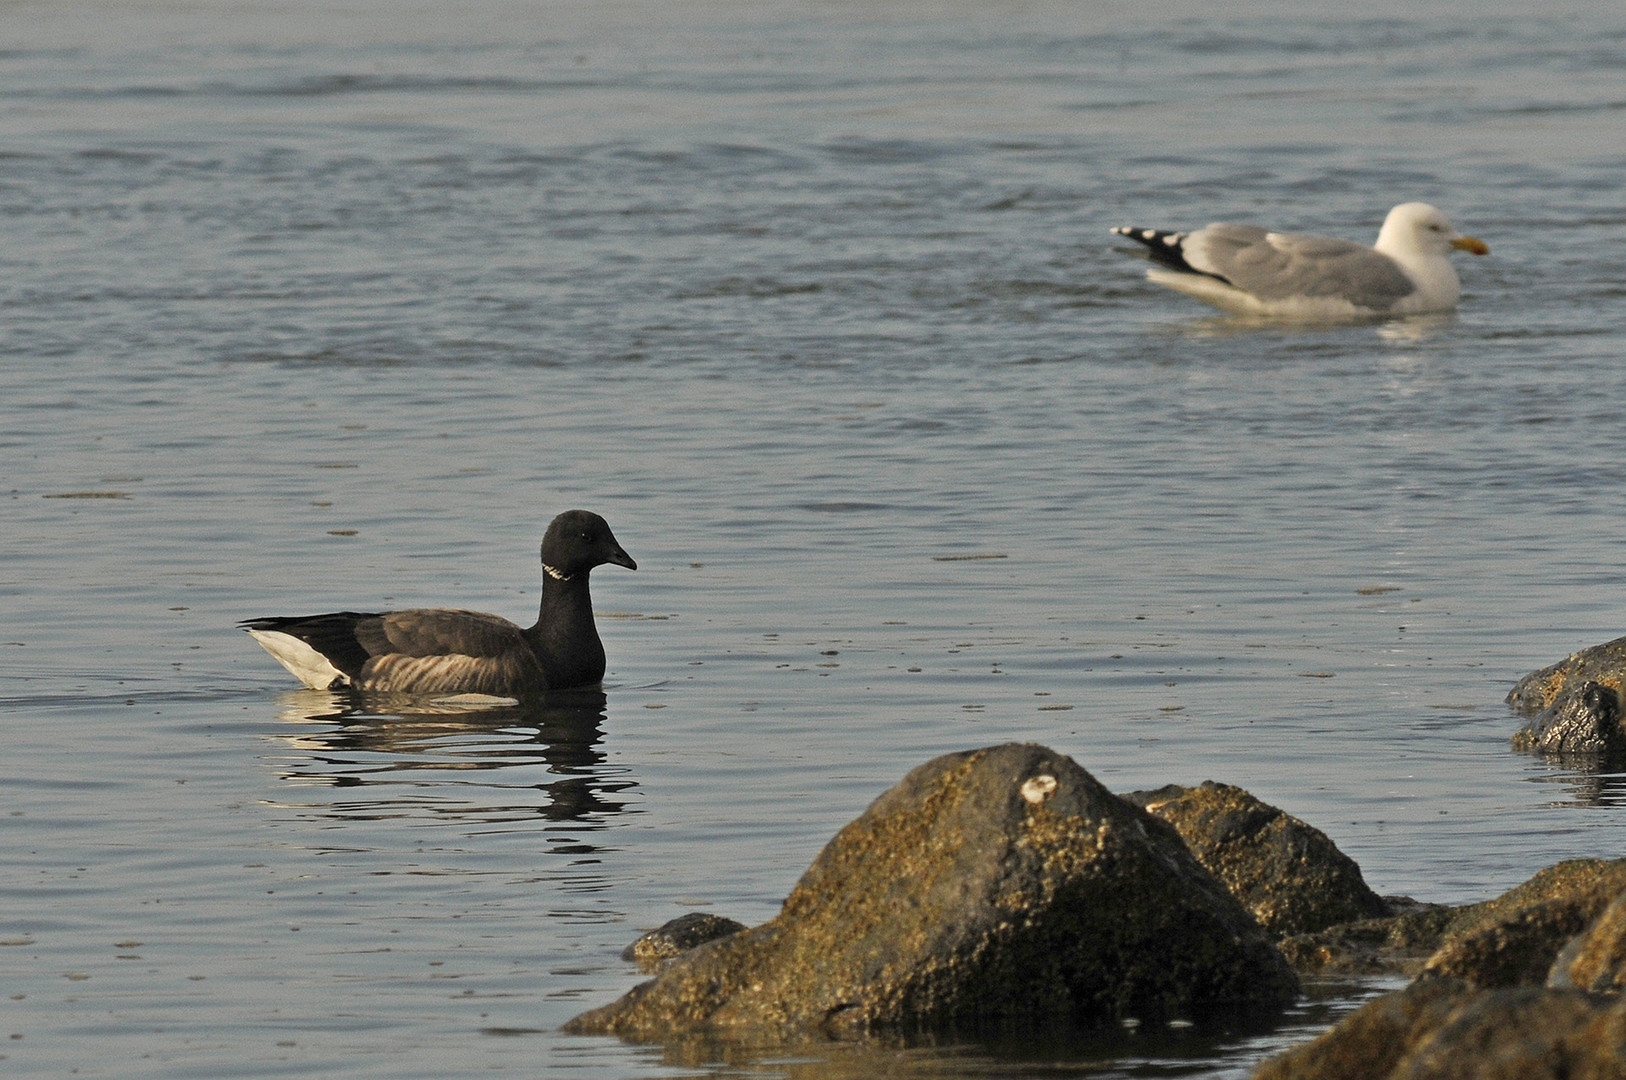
[
  {"left": 1112, "top": 202, "right": 1487, "bottom": 318},
  {"left": 242, "top": 509, "right": 636, "bottom": 695}
]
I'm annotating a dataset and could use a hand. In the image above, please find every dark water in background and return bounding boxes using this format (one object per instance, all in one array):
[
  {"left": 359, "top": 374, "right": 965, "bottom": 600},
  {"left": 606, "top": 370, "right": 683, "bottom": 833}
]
[{"left": 3, "top": 1, "right": 1626, "bottom": 1075}]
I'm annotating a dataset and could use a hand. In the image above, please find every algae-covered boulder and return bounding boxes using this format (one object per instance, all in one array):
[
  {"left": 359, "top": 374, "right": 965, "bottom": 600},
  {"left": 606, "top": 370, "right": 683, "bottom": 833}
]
[
  {"left": 1253, "top": 978, "right": 1626, "bottom": 1080},
  {"left": 1252, "top": 977, "right": 1470, "bottom": 1080},
  {"left": 1124, "top": 781, "right": 1390, "bottom": 936},
  {"left": 1420, "top": 859, "right": 1626, "bottom": 989},
  {"left": 1255, "top": 860, "right": 1626, "bottom": 1079},
  {"left": 567, "top": 743, "right": 1298, "bottom": 1042}
]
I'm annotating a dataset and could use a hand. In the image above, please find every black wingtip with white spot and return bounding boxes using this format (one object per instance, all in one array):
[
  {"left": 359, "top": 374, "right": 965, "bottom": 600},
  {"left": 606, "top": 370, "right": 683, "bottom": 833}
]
[{"left": 1112, "top": 225, "right": 1198, "bottom": 274}]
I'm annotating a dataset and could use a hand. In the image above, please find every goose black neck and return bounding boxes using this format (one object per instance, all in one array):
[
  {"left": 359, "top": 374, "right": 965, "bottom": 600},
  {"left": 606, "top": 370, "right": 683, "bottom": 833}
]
[{"left": 526, "top": 570, "right": 606, "bottom": 688}]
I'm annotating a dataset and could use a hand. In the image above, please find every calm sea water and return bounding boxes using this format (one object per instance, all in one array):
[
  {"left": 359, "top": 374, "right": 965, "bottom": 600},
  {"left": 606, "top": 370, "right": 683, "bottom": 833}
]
[{"left": 4, "top": 1, "right": 1626, "bottom": 1076}]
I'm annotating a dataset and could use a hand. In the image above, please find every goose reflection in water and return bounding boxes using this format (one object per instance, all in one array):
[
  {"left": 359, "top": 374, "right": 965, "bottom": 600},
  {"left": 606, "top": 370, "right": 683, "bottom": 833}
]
[{"left": 263, "top": 687, "right": 637, "bottom": 828}]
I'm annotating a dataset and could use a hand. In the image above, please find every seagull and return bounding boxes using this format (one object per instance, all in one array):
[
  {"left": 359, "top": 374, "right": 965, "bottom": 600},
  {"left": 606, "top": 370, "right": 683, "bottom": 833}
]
[
  {"left": 1112, "top": 202, "right": 1488, "bottom": 318},
  {"left": 242, "top": 509, "right": 636, "bottom": 696}
]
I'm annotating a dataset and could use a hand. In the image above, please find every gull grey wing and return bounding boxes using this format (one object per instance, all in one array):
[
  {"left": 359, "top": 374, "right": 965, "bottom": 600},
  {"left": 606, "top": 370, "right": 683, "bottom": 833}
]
[
  {"left": 1189, "top": 226, "right": 1416, "bottom": 307},
  {"left": 358, "top": 609, "right": 529, "bottom": 658}
]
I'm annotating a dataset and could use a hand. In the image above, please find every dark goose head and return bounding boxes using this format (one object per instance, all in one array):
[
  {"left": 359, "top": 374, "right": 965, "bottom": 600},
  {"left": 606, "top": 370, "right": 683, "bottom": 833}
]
[{"left": 541, "top": 509, "right": 637, "bottom": 582}]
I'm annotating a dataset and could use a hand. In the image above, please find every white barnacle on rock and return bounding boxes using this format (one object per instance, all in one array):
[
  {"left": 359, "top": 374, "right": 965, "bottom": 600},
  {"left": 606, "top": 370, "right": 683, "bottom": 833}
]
[{"left": 1021, "top": 774, "right": 1058, "bottom": 804}]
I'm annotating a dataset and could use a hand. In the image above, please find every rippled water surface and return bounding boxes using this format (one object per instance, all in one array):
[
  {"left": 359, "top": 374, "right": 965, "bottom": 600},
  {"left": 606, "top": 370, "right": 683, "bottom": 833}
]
[{"left": 4, "top": 1, "right": 1626, "bottom": 1076}]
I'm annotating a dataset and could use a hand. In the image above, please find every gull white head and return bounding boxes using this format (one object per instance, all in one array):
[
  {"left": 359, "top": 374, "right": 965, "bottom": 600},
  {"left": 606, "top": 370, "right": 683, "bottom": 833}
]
[
  {"left": 1375, "top": 202, "right": 1489, "bottom": 260},
  {"left": 1369, "top": 202, "right": 1488, "bottom": 315}
]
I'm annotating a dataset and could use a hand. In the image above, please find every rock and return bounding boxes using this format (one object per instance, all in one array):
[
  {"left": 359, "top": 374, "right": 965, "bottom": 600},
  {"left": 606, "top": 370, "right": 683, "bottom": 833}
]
[
  {"left": 565, "top": 743, "right": 1299, "bottom": 1042},
  {"left": 1420, "top": 859, "right": 1626, "bottom": 989},
  {"left": 1422, "top": 898, "right": 1605, "bottom": 990},
  {"left": 1253, "top": 978, "right": 1626, "bottom": 1080},
  {"left": 1549, "top": 890, "right": 1626, "bottom": 993},
  {"left": 1277, "top": 898, "right": 1457, "bottom": 976},
  {"left": 620, "top": 913, "right": 747, "bottom": 973},
  {"left": 1511, "top": 680, "right": 1626, "bottom": 756},
  {"left": 1124, "top": 781, "right": 1390, "bottom": 936},
  {"left": 1507, "top": 635, "right": 1626, "bottom": 718},
  {"left": 1252, "top": 977, "right": 1471, "bottom": 1080},
  {"left": 1256, "top": 861, "right": 1626, "bottom": 1077}
]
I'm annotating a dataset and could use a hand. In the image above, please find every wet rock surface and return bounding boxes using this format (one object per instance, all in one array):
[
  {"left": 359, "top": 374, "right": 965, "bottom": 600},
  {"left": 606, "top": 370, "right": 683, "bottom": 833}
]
[
  {"left": 567, "top": 743, "right": 1299, "bottom": 1042},
  {"left": 1124, "top": 781, "right": 1390, "bottom": 936},
  {"left": 1508, "top": 634, "right": 1626, "bottom": 719},
  {"left": 1512, "top": 680, "right": 1625, "bottom": 756}
]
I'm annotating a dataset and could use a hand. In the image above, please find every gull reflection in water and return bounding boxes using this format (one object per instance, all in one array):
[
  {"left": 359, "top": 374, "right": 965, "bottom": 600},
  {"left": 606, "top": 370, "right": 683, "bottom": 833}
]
[
  {"left": 1145, "top": 310, "right": 1458, "bottom": 341},
  {"left": 263, "top": 687, "right": 637, "bottom": 831}
]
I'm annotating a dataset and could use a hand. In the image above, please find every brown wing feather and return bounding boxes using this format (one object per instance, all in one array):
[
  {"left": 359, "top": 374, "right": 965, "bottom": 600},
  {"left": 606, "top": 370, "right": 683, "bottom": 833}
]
[
  {"left": 351, "top": 610, "right": 546, "bottom": 694},
  {"left": 359, "top": 609, "right": 526, "bottom": 658}
]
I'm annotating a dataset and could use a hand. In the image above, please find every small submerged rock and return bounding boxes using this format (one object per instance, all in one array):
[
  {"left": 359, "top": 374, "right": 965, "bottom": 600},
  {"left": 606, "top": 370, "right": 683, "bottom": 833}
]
[
  {"left": 620, "top": 913, "right": 745, "bottom": 973},
  {"left": 566, "top": 743, "right": 1299, "bottom": 1042}
]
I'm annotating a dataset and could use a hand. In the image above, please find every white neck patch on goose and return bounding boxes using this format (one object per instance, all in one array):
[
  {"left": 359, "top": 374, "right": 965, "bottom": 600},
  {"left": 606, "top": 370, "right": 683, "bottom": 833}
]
[{"left": 543, "top": 563, "right": 572, "bottom": 582}]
